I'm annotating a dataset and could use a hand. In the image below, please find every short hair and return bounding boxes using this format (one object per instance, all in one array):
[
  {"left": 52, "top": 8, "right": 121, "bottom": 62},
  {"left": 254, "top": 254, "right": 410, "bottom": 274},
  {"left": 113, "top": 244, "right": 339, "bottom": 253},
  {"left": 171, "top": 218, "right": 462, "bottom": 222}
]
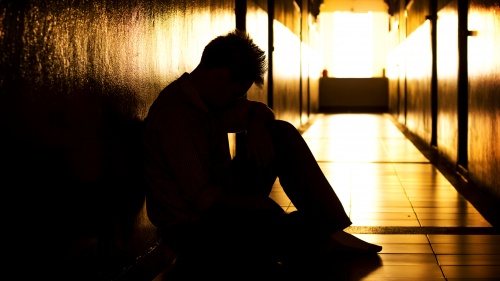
[{"left": 200, "top": 29, "right": 267, "bottom": 88}]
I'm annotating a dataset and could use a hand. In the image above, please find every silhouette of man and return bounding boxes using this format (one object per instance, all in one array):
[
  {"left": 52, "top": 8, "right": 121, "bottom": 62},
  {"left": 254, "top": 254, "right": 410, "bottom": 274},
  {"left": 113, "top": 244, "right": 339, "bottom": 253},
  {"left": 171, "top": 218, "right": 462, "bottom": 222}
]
[{"left": 143, "top": 29, "right": 381, "bottom": 275}]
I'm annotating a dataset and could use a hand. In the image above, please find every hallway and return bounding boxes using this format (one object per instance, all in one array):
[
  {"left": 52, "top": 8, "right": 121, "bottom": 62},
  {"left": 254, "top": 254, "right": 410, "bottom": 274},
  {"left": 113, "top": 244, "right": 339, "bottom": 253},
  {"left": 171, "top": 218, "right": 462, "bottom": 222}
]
[{"left": 155, "top": 113, "right": 500, "bottom": 280}]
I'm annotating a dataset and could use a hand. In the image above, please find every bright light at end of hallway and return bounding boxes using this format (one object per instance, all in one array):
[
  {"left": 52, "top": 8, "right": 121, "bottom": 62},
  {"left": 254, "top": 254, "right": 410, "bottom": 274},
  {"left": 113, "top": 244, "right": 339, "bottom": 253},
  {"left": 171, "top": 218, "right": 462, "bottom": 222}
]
[
  {"left": 331, "top": 11, "right": 373, "bottom": 77},
  {"left": 320, "top": 10, "right": 388, "bottom": 78}
]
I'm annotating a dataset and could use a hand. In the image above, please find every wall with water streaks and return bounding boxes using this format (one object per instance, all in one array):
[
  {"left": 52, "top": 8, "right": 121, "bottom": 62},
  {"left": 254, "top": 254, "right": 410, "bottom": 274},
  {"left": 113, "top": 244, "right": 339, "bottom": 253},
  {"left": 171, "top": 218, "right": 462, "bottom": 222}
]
[
  {"left": 0, "top": 0, "right": 324, "bottom": 278},
  {"left": 0, "top": 0, "right": 236, "bottom": 278}
]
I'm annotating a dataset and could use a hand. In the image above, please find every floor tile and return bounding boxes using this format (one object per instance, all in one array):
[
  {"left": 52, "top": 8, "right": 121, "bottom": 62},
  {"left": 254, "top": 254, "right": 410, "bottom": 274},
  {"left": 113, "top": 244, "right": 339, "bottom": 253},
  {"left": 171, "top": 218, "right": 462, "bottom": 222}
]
[
  {"left": 377, "top": 253, "right": 438, "bottom": 265},
  {"left": 353, "top": 234, "right": 429, "bottom": 244},
  {"left": 437, "top": 255, "right": 500, "bottom": 265},
  {"left": 432, "top": 243, "right": 500, "bottom": 255},
  {"left": 428, "top": 235, "right": 500, "bottom": 244},
  {"left": 405, "top": 190, "right": 461, "bottom": 198},
  {"left": 351, "top": 219, "right": 420, "bottom": 226},
  {"left": 416, "top": 213, "right": 487, "bottom": 220},
  {"left": 441, "top": 265, "right": 500, "bottom": 279},
  {"left": 413, "top": 207, "right": 481, "bottom": 214},
  {"left": 378, "top": 243, "right": 434, "bottom": 254},
  {"left": 410, "top": 201, "right": 474, "bottom": 208},
  {"left": 419, "top": 219, "right": 492, "bottom": 227},
  {"left": 349, "top": 212, "right": 417, "bottom": 220},
  {"left": 350, "top": 201, "right": 413, "bottom": 207}
]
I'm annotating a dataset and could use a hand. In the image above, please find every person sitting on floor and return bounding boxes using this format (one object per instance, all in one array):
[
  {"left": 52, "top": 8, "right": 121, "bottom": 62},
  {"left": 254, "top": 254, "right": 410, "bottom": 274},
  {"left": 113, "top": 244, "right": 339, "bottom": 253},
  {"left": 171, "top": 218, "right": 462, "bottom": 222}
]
[{"left": 142, "top": 29, "right": 382, "bottom": 272}]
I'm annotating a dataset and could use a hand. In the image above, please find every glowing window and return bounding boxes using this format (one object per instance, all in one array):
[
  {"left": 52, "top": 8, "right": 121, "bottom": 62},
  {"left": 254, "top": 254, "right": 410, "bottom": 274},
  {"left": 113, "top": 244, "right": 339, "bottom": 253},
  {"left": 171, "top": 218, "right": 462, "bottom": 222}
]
[
  {"left": 331, "top": 11, "right": 373, "bottom": 77},
  {"left": 321, "top": 11, "right": 387, "bottom": 78}
]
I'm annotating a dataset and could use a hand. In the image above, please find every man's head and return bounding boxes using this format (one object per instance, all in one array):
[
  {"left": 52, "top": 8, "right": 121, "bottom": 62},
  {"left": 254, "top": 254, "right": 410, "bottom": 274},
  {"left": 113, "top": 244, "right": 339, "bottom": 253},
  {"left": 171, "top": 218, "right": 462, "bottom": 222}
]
[
  {"left": 200, "top": 29, "right": 267, "bottom": 90},
  {"left": 191, "top": 30, "right": 267, "bottom": 110}
]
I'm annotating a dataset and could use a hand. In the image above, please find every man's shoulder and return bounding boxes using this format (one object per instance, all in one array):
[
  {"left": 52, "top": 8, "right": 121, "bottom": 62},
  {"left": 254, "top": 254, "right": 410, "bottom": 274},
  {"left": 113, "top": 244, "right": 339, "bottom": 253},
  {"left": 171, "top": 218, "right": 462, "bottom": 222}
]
[
  {"left": 159, "top": 77, "right": 183, "bottom": 97},
  {"left": 147, "top": 83, "right": 203, "bottom": 121},
  {"left": 154, "top": 77, "right": 188, "bottom": 106}
]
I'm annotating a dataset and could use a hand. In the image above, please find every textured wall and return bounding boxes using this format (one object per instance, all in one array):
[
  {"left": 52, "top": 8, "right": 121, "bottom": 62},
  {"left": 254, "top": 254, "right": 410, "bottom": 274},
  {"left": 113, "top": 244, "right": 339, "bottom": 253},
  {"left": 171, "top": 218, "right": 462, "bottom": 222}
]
[
  {"left": 386, "top": 10, "right": 401, "bottom": 119},
  {"left": 406, "top": 0, "right": 431, "bottom": 37},
  {"left": 272, "top": 0, "right": 302, "bottom": 128},
  {"left": 308, "top": 15, "right": 321, "bottom": 120},
  {"left": 245, "top": 0, "right": 269, "bottom": 104},
  {"left": 467, "top": 0, "right": 500, "bottom": 198},
  {"left": 404, "top": 19, "right": 433, "bottom": 145},
  {"left": 0, "top": 0, "right": 235, "bottom": 278},
  {"left": 300, "top": 0, "right": 310, "bottom": 126},
  {"left": 301, "top": 0, "right": 321, "bottom": 126},
  {"left": 397, "top": 0, "right": 408, "bottom": 124},
  {"left": 387, "top": 0, "right": 500, "bottom": 201},
  {"left": 436, "top": 1, "right": 459, "bottom": 164}
]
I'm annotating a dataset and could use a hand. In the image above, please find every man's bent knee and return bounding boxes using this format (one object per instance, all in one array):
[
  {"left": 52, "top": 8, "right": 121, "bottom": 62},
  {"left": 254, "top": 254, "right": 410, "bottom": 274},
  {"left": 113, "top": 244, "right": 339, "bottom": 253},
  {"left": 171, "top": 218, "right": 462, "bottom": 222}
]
[{"left": 269, "top": 120, "right": 299, "bottom": 136}]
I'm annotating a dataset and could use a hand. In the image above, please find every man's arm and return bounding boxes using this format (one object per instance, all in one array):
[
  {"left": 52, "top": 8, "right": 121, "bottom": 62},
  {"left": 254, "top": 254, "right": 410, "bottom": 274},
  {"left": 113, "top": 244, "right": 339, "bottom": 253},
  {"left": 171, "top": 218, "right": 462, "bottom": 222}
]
[
  {"left": 217, "top": 99, "right": 276, "bottom": 166},
  {"left": 217, "top": 98, "right": 274, "bottom": 131},
  {"left": 244, "top": 102, "right": 275, "bottom": 167}
]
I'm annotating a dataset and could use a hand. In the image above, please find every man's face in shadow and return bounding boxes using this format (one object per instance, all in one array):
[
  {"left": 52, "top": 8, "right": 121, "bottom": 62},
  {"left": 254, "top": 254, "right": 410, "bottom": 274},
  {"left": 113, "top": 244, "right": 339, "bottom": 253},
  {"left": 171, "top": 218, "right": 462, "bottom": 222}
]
[{"left": 206, "top": 69, "right": 252, "bottom": 111}]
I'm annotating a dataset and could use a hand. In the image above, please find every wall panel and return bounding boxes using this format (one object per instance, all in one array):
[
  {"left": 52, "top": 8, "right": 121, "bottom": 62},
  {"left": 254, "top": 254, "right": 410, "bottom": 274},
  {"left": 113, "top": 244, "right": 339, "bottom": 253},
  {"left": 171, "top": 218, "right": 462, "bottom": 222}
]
[
  {"left": 246, "top": 0, "right": 269, "bottom": 104},
  {"left": 299, "top": 0, "right": 321, "bottom": 126},
  {"left": 404, "top": 20, "right": 433, "bottom": 144},
  {"left": 300, "top": 0, "right": 310, "bottom": 126},
  {"left": 436, "top": 1, "right": 459, "bottom": 164},
  {"left": 308, "top": 14, "right": 321, "bottom": 117},
  {"left": 406, "top": 0, "right": 431, "bottom": 36},
  {"left": 387, "top": 0, "right": 500, "bottom": 205},
  {"left": 387, "top": 8, "right": 403, "bottom": 119},
  {"left": 272, "top": 0, "right": 301, "bottom": 127},
  {"left": 467, "top": 0, "right": 500, "bottom": 198},
  {"left": 398, "top": 0, "right": 408, "bottom": 124}
]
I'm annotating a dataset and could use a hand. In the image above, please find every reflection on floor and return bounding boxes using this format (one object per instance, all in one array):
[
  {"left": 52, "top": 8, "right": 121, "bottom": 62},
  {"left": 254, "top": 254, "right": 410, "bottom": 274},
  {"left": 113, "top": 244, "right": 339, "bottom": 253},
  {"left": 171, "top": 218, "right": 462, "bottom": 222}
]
[{"left": 154, "top": 113, "right": 500, "bottom": 280}]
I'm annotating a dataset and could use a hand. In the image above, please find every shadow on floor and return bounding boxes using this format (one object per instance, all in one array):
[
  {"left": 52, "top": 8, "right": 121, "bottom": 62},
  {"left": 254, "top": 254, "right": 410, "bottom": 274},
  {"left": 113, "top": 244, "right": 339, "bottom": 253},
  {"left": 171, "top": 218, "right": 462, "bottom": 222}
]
[{"left": 158, "top": 253, "right": 383, "bottom": 280}]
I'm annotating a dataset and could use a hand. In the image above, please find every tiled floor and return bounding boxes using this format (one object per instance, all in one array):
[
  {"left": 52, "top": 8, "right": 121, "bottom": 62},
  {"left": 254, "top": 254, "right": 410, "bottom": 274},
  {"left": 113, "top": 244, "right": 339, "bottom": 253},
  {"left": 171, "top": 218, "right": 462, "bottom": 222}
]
[
  {"left": 154, "top": 113, "right": 500, "bottom": 280},
  {"left": 271, "top": 113, "right": 499, "bottom": 280}
]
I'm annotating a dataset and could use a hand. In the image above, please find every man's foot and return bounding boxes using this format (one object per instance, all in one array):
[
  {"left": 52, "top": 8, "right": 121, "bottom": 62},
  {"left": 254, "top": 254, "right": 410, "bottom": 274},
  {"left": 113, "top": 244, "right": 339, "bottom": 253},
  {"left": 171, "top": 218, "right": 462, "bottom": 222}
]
[{"left": 325, "top": 230, "right": 382, "bottom": 254}]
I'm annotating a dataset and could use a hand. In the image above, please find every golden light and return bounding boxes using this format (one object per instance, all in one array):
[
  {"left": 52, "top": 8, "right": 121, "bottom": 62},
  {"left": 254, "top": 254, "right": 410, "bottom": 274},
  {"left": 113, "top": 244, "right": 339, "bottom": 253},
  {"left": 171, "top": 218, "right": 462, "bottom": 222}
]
[{"left": 468, "top": 5, "right": 500, "bottom": 77}]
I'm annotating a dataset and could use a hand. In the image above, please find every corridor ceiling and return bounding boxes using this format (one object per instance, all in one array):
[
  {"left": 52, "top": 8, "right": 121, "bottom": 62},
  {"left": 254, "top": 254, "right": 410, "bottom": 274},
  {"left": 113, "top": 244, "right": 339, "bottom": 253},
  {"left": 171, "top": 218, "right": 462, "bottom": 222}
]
[{"left": 321, "top": 0, "right": 389, "bottom": 12}]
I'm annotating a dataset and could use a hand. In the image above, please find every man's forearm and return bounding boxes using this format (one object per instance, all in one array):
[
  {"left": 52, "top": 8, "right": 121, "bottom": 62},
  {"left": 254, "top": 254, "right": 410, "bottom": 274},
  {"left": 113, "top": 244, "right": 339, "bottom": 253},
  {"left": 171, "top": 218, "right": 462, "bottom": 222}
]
[{"left": 247, "top": 102, "right": 275, "bottom": 130}]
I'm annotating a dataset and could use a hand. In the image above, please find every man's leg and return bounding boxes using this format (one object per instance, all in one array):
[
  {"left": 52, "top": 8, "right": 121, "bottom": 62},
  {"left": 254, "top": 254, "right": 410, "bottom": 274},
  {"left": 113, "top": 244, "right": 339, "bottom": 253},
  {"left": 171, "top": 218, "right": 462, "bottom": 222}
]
[
  {"left": 269, "top": 120, "right": 351, "bottom": 232},
  {"left": 218, "top": 144, "right": 333, "bottom": 260},
  {"left": 269, "top": 120, "right": 382, "bottom": 254}
]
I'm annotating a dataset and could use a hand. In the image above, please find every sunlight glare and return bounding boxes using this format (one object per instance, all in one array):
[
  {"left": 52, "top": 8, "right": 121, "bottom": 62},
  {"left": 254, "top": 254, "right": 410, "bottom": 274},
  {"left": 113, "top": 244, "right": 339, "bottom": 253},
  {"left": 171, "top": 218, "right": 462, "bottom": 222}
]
[
  {"left": 331, "top": 11, "right": 373, "bottom": 77},
  {"left": 320, "top": 11, "right": 388, "bottom": 78}
]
